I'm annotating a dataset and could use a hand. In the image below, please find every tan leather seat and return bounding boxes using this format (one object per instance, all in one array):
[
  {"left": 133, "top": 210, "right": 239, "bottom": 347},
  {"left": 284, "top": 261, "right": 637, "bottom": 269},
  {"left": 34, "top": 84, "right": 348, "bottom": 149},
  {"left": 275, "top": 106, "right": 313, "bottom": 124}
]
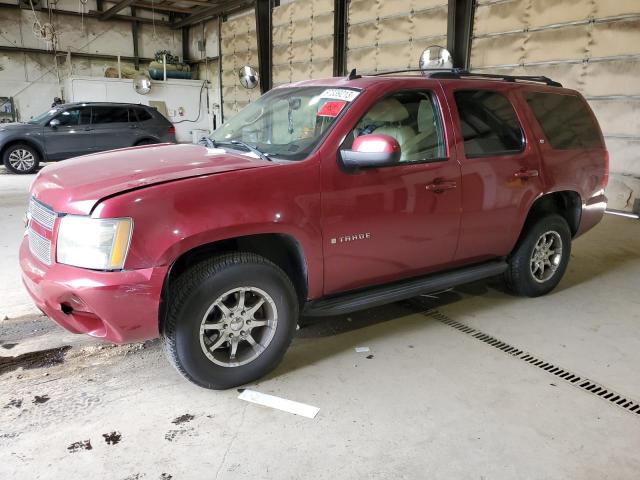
[
  {"left": 360, "top": 98, "right": 416, "bottom": 161},
  {"left": 403, "top": 99, "right": 442, "bottom": 160}
]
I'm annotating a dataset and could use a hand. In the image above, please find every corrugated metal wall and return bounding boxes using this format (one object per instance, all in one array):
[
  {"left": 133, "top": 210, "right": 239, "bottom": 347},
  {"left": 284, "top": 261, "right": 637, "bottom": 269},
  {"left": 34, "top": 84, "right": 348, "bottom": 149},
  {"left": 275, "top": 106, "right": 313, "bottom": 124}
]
[
  {"left": 470, "top": 0, "right": 640, "bottom": 211},
  {"left": 220, "top": 10, "right": 260, "bottom": 120},
  {"left": 346, "top": 0, "right": 448, "bottom": 73},
  {"left": 272, "top": 0, "right": 334, "bottom": 87}
]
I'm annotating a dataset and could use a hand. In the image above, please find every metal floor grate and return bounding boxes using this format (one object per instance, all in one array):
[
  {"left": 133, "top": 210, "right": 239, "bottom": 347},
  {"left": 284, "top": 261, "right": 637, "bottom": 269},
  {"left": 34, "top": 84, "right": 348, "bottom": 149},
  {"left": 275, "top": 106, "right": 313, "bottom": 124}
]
[{"left": 424, "top": 310, "right": 640, "bottom": 417}]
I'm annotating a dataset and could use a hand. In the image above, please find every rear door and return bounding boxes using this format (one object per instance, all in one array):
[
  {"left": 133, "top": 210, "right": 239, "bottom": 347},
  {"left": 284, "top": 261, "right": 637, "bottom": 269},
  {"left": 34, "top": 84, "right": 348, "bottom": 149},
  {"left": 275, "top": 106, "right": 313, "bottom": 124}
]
[
  {"left": 522, "top": 90, "right": 607, "bottom": 190},
  {"left": 91, "top": 106, "right": 139, "bottom": 152},
  {"left": 442, "top": 85, "right": 543, "bottom": 263},
  {"left": 43, "top": 106, "right": 93, "bottom": 160}
]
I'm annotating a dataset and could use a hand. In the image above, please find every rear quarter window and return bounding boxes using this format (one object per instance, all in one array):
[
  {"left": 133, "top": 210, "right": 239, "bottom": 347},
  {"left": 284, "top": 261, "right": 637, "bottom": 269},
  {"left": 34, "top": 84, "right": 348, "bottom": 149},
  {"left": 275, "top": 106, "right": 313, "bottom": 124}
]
[
  {"left": 525, "top": 92, "right": 603, "bottom": 149},
  {"left": 134, "top": 108, "right": 153, "bottom": 122}
]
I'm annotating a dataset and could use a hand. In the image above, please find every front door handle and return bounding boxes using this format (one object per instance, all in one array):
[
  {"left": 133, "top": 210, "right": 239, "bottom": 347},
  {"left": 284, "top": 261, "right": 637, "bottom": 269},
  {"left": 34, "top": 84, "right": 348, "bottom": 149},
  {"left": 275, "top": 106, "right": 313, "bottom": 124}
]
[
  {"left": 83, "top": 127, "right": 93, "bottom": 131},
  {"left": 426, "top": 179, "right": 457, "bottom": 193},
  {"left": 513, "top": 169, "right": 539, "bottom": 179}
]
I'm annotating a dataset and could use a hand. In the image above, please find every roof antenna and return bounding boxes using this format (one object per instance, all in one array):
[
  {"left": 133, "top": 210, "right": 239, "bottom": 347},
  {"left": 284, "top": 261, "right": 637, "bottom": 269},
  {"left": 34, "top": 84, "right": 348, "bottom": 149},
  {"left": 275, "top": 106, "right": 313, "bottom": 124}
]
[{"left": 347, "top": 68, "right": 361, "bottom": 80}]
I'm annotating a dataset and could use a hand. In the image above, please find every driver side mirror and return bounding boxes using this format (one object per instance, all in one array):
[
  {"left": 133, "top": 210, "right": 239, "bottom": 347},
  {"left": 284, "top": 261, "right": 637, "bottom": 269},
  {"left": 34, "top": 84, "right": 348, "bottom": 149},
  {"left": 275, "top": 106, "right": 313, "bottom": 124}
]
[
  {"left": 340, "top": 134, "right": 401, "bottom": 170},
  {"left": 49, "top": 118, "right": 60, "bottom": 129}
]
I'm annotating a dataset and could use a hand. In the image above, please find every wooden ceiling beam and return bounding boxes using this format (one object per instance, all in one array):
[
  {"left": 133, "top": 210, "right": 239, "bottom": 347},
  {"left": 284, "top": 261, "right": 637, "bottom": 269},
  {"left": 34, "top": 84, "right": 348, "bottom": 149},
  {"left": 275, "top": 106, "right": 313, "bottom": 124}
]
[
  {"left": 132, "top": 1, "right": 195, "bottom": 13},
  {"left": 0, "top": 2, "right": 171, "bottom": 25},
  {"left": 170, "top": 0, "right": 252, "bottom": 29},
  {"left": 100, "top": 0, "right": 137, "bottom": 20},
  {"left": 169, "top": 0, "right": 218, "bottom": 7}
]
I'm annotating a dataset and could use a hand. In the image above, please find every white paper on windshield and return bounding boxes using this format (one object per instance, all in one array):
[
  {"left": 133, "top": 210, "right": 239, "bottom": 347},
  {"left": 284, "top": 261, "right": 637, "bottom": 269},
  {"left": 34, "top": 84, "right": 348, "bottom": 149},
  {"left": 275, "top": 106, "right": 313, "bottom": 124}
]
[{"left": 319, "top": 89, "right": 360, "bottom": 102}]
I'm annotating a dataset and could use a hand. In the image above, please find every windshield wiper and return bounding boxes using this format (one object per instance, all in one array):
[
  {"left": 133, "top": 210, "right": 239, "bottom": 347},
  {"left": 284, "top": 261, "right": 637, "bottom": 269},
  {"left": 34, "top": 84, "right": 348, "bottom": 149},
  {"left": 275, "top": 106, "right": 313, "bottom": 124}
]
[
  {"left": 214, "top": 140, "right": 272, "bottom": 162},
  {"left": 199, "top": 137, "right": 216, "bottom": 147}
]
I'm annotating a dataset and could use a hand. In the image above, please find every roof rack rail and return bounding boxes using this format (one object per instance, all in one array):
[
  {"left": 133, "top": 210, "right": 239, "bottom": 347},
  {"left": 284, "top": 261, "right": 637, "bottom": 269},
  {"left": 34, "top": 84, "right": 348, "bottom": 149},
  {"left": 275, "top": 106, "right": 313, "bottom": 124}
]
[
  {"left": 346, "top": 68, "right": 362, "bottom": 80},
  {"left": 367, "top": 68, "right": 562, "bottom": 87},
  {"left": 370, "top": 68, "right": 449, "bottom": 76},
  {"left": 428, "top": 70, "right": 562, "bottom": 87}
]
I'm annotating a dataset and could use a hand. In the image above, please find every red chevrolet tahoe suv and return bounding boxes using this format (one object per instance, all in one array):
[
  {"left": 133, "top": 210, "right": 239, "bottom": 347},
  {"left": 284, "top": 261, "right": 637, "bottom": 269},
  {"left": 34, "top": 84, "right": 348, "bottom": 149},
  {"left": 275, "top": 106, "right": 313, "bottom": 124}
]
[{"left": 20, "top": 71, "right": 608, "bottom": 389}]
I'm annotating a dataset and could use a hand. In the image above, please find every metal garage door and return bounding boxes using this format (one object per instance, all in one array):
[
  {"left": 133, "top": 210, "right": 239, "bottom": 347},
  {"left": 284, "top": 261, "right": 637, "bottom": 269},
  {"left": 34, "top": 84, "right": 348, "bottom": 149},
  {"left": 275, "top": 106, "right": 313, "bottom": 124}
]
[{"left": 470, "top": 0, "right": 640, "bottom": 212}]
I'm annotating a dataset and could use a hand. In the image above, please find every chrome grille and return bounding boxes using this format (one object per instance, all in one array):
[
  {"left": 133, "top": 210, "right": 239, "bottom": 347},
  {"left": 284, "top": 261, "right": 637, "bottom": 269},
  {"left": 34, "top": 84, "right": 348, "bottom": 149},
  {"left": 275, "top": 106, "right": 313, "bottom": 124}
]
[
  {"left": 29, "top": 198, "right": 56, "bottom": 230},
  {"left": 28, "top": 228, "right": 52, "bottom": 265}
]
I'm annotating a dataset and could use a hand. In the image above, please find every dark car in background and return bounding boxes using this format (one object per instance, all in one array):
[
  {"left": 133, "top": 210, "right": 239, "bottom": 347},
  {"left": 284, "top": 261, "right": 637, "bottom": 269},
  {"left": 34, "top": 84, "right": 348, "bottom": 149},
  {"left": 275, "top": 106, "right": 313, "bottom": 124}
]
[{"left": 0, "top": 102, "right": 176, "bottom": 174}]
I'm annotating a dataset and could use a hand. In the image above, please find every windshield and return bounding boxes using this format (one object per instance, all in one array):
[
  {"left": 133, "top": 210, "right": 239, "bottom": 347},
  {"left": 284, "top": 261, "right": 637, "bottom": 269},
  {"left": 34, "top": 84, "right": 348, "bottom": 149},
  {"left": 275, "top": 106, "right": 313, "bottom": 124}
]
[
  {"left": 211, "top": 87, "right": 360, "bottom": 160},
  {"left": 28, "top": 108, "right": 60, "bottom": 124}
]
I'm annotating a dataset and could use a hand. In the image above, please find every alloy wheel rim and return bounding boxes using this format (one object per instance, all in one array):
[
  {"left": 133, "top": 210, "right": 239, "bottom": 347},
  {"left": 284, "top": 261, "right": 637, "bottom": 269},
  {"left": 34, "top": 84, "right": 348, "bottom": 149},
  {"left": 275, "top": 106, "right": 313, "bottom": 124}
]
[
  {"left": 199, "top": 286, "right": 278, "bottom": 367},
  {"left": 530, "top": 230, "right": 563, "bottom": 283},
  {"left": 8, "top": 148, "right": 35, "bottom": 171}
]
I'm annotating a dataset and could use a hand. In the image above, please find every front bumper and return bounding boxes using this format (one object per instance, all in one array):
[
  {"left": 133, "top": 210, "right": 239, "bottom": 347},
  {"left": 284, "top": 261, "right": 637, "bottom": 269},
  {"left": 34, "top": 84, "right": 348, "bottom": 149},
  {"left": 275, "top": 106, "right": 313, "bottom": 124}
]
[{"left": 20, "top": 237, "right": 168, "bottom": 343}]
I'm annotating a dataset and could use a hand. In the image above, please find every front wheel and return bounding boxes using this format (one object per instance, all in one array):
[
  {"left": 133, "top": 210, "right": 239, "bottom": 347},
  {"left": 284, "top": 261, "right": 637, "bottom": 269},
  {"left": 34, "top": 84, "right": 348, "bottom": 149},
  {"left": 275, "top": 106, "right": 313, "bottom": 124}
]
[
  {"left": 504, "top": 214, "right": 572, "bottom": 297},
  {"left": 3, "top": 144, "right": 40, "bottom": 174},
  {"left": 162, "top": 253, "right": 298, "bottom": 389}
]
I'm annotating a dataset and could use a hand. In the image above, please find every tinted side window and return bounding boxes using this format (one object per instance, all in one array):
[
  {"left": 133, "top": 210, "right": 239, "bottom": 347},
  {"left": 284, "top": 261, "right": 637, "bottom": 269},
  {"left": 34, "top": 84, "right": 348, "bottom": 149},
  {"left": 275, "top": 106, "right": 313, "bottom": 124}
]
[
  {"left": 78, "top": 107, "right": 91, "bottom": 125},
  {"left": 53, "top": 108, "right": 90, "bottom": 126},
  {"left": 454, "top": 90, "right": 524, "bottom": 157},
  {"left": 92, "top": 106, "right": 129, "bottom": 124},
  {"left": 342, "top": 90, "right": 446, "bottom": 163},
  {"left": 525, "top": 92, "right": 602, "bottom": 149},
  {"left": 134, "top": 108, "right": 153, "bottom": 121}
]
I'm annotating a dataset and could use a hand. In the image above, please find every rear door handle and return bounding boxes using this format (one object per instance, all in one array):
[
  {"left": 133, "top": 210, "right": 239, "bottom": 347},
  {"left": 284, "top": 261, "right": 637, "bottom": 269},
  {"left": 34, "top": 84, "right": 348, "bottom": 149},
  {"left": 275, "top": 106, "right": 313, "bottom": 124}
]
[
  {"left": 83, "top": 127, "right": 93, "bottom": 131},
  {"left": 426, "top": 180, "right": 457, "bottom": 193},
  {"left": 513, "top": 169, "right": 539, "bottom": 179},
  {"left": 129, "top": 124, "right": 138, "bottom": 129}
]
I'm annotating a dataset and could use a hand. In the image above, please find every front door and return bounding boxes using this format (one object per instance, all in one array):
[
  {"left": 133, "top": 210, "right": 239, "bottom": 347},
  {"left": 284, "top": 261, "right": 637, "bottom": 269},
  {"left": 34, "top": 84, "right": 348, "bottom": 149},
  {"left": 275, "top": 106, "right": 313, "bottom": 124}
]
[
  {"left": 43, "top": 106, "right": 93, "bottom": 160},
  {"left": 321, "top": 89, "right": 462, "bottom": 295}
]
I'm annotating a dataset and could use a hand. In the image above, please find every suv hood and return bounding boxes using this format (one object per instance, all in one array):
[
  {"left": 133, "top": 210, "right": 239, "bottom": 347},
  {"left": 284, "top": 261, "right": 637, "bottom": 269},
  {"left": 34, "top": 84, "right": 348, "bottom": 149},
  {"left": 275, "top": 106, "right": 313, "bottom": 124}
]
[
  {"left": 32, "top": 143, "right": 273, "bottom": 215},
  {"left": 0, "top": 122, "right": 40, "bottom": 132}
]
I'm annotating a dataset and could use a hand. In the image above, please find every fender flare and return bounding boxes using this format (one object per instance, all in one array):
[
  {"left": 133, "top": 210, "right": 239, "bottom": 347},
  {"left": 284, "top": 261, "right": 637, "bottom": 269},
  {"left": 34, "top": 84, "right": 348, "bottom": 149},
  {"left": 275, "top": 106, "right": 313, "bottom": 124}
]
[{"left": 1, "top": 137, "right": 47, "bottom": 162}]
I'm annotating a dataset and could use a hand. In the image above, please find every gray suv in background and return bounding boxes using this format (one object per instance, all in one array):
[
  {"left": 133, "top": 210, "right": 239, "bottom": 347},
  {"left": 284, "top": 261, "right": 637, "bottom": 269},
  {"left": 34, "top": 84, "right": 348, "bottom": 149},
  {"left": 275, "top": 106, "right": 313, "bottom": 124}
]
[{"left": 0, "top": 102, "right": 176, "bottom": 174}]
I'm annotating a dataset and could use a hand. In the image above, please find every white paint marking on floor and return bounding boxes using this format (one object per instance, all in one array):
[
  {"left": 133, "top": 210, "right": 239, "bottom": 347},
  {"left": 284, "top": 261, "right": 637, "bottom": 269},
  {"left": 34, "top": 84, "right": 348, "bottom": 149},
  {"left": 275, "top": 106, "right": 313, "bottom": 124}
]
[
  {"left": 355, "top": 346, "right": 370, "bottom": 353},
  {"left": 238, "top": 389, "right": 320, "bottom": 419}
]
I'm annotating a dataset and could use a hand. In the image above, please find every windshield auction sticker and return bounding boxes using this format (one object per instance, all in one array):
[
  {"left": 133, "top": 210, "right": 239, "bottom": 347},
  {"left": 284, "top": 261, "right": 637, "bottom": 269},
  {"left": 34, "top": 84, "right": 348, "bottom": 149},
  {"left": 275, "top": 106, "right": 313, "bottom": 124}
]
[
  {"left": 317, "top": 100, "right": 347, "bottom": 117},
  {"left": 319, "top": 89, "right": 360, "bottom": 102}
]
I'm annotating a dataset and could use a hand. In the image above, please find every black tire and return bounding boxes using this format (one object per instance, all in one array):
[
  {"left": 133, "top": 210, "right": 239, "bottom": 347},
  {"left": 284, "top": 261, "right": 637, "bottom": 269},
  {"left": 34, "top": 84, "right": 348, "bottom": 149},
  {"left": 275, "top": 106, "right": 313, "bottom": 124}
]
[
  {"left": 162, "top": 252, "right": 298, "bottom": 389},
  {"left": 135, "top": 139, "right": 158, "bottom": 146},
  {"left": 3, "top": 143, "right": 40, "bottom": 174},
  {"left": 504, "top": 214, "right": 572, "bottom": 297}
]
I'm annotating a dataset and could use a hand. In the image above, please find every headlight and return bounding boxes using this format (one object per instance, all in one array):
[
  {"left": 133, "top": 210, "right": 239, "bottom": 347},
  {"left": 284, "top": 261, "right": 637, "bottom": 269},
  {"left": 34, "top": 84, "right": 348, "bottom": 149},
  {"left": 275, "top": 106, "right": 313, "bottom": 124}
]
[{"left": 56, "top": 216, "right": 133, "bottom": 270}]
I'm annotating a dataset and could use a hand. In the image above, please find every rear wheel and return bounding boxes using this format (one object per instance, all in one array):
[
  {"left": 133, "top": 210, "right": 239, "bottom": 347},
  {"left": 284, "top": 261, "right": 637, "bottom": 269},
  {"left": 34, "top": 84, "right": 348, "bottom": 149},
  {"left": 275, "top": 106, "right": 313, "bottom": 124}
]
[
  {"left": 504, "top": 214, "right": 572, "bottom": 297},
  {"left": 162, "top": 253, "right": 298, "bottom": 389},
  {"left": 3, "top": 144, "right": 40, "bottom": 174}
]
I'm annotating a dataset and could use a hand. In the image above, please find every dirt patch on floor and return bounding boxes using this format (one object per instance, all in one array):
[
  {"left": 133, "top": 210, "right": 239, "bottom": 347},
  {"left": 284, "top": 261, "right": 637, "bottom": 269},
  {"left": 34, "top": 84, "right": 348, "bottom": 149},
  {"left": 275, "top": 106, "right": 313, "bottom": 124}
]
[{"left": 0, "top": 345, "right": 71, "bottom": 375}]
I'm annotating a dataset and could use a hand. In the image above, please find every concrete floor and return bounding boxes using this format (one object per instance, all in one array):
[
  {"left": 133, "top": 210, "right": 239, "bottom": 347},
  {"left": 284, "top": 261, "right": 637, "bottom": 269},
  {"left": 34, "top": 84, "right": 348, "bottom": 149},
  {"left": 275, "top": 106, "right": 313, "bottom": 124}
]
[
  {"left": 0, "top": 170, "right": 37, "bottom": 319},
  {"left": 1, "top": 170, "right": 640, "bottom": 479}
]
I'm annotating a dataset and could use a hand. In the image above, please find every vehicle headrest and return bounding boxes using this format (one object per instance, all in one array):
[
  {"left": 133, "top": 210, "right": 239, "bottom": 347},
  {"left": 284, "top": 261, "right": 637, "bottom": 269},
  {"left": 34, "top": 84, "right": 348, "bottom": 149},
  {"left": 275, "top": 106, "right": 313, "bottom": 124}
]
[{"left": 365, "top": 98, "right": 409, "bottom": 123}]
